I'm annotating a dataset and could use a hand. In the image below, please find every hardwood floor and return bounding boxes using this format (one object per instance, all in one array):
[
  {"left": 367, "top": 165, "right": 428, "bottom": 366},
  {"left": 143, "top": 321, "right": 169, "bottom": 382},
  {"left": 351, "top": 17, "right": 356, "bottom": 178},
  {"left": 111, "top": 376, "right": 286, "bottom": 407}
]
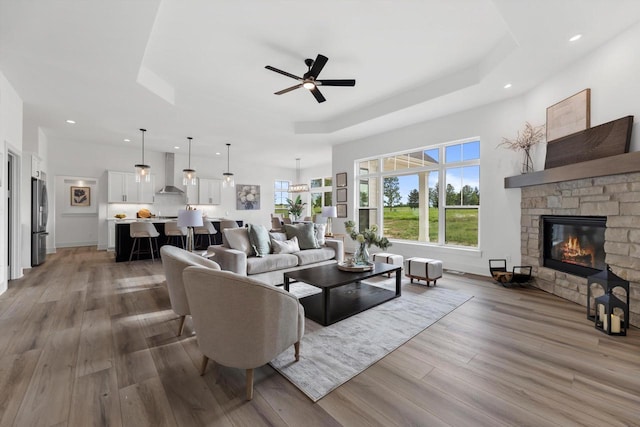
[{"left": 1, "top": 247, "right": 639, "bottom": 426}]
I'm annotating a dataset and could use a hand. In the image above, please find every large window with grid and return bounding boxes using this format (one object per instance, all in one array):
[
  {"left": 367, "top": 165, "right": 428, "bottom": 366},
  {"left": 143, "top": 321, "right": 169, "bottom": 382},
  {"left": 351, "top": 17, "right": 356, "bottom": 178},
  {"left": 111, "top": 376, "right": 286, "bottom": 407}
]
[
  {"left": 274, "top": 180, "right": 290, "bottom": 215},
  {"left": 310, "top": 177, "right": 333, "bottom": 216},
  {"left": 357, "top": 138, "right": 480, "bottom": 248}
]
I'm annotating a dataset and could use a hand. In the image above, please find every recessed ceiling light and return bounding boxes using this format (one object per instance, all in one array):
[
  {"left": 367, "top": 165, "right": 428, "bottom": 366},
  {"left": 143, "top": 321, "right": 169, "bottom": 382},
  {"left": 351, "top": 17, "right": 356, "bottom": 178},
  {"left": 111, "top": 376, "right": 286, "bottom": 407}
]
[
  {"left": 123, "top": 138, "right": 130, "bottom": 142},
  {"left": 569, "top": 34, "right": 582, "bottom": 42},
  {"left": 215, "top": 152, "right": 221, "bottom": 156},
  {"left": 65, "top": 119, "right": 76, "bottom": 124},
  {"left": 174, "top": 146, "right": 180, "bottom": 150},
  {"left": 504, "top": 83, "right": 512, "bottom": 89}
]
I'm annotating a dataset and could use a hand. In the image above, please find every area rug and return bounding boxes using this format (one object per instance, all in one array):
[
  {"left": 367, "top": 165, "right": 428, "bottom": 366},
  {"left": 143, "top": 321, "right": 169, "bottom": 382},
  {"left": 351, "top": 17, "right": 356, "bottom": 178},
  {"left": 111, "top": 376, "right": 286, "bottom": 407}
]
[{"left": 270, "top": 276, "right": 472, "bottom": 401}]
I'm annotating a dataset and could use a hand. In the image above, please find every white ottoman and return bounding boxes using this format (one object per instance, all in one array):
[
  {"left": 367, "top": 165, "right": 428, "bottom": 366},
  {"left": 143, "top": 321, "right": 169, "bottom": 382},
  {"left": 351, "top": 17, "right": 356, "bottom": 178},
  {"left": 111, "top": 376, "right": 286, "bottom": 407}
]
[
  {"left": 404, "top": 257, "right": 443, "bottom": 286},
  {"left": 372, "top": 253, "right": 404, "bottom": 277}
]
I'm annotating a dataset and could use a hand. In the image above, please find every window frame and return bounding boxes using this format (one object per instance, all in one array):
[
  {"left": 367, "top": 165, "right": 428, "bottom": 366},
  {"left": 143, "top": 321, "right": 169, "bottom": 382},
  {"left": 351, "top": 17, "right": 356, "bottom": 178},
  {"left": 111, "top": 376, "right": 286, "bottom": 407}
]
[{"left": 356, "top": 137, "right": 480, "bottom": 249}]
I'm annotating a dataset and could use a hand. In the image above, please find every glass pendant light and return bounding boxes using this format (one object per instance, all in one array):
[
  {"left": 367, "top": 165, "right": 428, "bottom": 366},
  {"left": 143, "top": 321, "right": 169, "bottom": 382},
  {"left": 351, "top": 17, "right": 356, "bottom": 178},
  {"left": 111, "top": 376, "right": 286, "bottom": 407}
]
[
  {"left": 290, "top": 158, "right": 309, "bottom": 192},
  {"left": 222, "top": 143, "right": 235, "bottom": 188},
  {"left": 182, "top": 137, "right": 197, "bottom": 186},
  {"left": 135, "top": 128, "right": 151, "bottom": 183}
]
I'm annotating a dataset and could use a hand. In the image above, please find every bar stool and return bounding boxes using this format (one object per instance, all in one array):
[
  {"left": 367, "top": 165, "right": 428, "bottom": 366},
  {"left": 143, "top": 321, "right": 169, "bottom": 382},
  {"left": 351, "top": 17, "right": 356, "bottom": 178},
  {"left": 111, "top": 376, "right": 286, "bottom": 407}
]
[
  {"left": 129, "top": 221, "right": 160, "bottom": 262},
  {"left": 194, "top": 220, "right": 217, "bottom": 249},
  {"left": 164, "top": 221, "right": 187, "bottom": 248}
]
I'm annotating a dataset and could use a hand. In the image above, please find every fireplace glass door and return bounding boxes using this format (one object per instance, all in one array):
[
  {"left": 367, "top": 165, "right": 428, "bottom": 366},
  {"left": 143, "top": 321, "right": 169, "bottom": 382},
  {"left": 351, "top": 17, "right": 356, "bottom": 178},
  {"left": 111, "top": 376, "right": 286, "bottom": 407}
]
[{"left": 542, "top": 215, "right": 606, "bottom": 277}]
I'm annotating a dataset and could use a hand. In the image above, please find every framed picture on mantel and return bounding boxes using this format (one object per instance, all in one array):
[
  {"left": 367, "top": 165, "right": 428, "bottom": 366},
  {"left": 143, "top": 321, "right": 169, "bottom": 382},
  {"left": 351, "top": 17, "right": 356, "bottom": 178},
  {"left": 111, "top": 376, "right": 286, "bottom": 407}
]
[{"left": 546, "top": 88, "right": 591, "bottom": 141}]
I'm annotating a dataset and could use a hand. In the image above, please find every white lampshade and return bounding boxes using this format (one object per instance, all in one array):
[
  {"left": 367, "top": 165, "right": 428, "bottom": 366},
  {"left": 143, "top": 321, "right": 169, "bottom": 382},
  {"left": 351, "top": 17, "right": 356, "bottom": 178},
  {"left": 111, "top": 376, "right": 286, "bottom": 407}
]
[
  {"left": 177, "top": 209, "right": 203, "bottom": 227},
  {"left": 322, "top": 206, "right": 337, "bottom": 218}
]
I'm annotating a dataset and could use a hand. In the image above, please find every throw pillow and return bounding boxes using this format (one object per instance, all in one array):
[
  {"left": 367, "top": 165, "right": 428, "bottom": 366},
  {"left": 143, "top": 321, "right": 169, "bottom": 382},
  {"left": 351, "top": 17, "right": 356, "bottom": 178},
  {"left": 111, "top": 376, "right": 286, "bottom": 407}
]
[
  {"left": 248, "top": 224, "right": 271, "bottom": 257},
  {"left": 284, "top": 223, "right": 319, "bottom": 250},
  {"left": 271, "top": 236, "right": 300, "bottom": 254},
  {"left": 269, "top": 232, "right": 288, "bottom": 242},
  {"left": 314, "top": 223, "right": 326, "bottom": 246},
  {"left": 223, "top": 227, "right": 253, "bottom": 256}
]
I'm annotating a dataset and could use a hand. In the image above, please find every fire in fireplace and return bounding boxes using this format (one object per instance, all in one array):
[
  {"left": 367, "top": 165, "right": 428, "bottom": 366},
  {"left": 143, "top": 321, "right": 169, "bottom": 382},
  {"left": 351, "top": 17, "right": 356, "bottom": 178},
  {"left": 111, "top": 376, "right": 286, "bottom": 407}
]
[{"left": 542, "top": 215, "right": 606, "bottom": 277}]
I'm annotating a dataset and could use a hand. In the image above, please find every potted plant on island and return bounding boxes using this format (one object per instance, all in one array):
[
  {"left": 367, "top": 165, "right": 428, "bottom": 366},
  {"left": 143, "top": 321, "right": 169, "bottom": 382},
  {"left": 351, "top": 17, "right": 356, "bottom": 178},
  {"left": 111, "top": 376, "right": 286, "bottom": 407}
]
[{"left": 344, "top": 220, "right": 391, "bottom": 265}]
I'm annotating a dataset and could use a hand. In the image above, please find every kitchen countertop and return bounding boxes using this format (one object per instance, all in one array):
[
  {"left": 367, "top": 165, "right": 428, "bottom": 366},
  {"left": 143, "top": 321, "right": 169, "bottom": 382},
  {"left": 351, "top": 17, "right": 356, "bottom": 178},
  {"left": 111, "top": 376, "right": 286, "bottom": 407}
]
[{"left": 108, "top": 217, "right": 228, "bottom": 223}]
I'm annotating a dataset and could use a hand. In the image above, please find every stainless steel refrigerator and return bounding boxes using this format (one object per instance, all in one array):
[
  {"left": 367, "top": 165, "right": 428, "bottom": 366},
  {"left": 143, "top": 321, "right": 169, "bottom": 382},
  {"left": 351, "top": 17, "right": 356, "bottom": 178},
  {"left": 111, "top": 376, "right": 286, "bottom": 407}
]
[{"left": 32, "top": 177, "right": 48, "bottom": 266}]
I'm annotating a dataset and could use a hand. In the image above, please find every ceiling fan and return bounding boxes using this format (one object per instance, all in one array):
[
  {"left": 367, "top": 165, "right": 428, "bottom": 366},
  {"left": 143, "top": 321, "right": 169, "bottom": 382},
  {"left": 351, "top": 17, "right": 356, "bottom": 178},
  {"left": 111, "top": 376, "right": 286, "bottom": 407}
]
[{"left": 265, "top": 54, "right": 356, "bottom": 103}]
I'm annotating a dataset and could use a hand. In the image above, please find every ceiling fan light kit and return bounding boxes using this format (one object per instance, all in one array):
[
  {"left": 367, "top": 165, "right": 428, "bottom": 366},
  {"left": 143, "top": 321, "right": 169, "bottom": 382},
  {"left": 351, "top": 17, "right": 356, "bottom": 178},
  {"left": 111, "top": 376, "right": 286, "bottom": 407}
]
[{"left": 265, "top": 54, "right": 356, "bottom": 103}]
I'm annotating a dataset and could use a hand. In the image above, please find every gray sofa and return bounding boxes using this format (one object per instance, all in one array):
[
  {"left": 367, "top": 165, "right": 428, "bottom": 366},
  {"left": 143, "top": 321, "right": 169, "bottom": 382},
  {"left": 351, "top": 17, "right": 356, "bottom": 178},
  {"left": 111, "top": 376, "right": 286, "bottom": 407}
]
[{"left": 208, "top": 225, "right": 343, "bottom": 286}]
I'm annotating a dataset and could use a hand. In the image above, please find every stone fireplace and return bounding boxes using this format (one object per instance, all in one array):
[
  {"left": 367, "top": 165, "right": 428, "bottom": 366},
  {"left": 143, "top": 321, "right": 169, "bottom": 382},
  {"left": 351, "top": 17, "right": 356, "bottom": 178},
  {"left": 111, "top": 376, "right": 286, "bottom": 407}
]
[{"left": 520, "top": 172, "right": 640, "bottom": 328}]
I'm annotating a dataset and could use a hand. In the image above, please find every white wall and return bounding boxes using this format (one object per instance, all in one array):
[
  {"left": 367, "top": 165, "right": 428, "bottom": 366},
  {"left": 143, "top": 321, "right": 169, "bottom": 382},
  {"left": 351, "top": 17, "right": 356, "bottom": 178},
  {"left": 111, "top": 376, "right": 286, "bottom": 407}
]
[
  {"left": 0, "top": 69, "right": 25, "bottom": 293},
  {"left": 47, "top": 138, "right": 297, "bottom": 248},
  {"left": 333, "top": 20, "right": 640, "bottom": 276}
]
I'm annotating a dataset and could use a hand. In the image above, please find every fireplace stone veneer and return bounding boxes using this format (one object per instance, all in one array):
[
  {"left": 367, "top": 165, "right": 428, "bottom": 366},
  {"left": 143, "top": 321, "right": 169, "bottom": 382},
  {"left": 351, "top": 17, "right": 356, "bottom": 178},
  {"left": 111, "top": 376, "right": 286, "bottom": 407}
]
[{"left": 521, "top": 172, "right": 640, "bottom": 328}]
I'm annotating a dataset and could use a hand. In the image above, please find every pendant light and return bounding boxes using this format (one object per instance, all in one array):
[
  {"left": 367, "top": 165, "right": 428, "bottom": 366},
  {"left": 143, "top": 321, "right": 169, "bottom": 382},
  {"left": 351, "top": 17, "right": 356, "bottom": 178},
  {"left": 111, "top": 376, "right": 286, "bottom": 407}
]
[
  {"left": 182, "top": 137, "right": 197, "bottom": 186},
  {"left": 222, "top": 143, "right": 235, "bottom": 188},
  {"left": 135, "top": 128, "right": 151, "bottom": 183},
  {"left": 290, "top": 158, "right": 309, "bottom": 192}
]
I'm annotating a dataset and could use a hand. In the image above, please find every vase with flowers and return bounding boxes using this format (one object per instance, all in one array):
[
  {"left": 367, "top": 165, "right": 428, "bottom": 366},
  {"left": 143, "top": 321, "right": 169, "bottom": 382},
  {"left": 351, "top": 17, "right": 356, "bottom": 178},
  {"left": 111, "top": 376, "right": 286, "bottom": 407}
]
[
  {"left": 344, "top": 220, "right": 391, "bottom": 265},
  {"left": 499, "top": 122, "right": 545, "bottom": 174}
]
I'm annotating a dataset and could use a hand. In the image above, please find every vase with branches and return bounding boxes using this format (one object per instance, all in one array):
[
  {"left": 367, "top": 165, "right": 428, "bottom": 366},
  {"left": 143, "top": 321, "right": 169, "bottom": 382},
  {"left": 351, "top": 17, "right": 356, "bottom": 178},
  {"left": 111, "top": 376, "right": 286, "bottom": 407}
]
[{"left": 499, "top": 122, "right": 545, "bottom": 173}]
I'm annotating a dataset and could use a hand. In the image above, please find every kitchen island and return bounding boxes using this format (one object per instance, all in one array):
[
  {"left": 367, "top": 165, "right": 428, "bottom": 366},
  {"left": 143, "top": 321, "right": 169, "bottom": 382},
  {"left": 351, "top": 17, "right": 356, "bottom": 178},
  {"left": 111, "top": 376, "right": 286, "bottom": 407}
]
[{"left": 114, "top": 219, "right": 242, "bottom": 262}]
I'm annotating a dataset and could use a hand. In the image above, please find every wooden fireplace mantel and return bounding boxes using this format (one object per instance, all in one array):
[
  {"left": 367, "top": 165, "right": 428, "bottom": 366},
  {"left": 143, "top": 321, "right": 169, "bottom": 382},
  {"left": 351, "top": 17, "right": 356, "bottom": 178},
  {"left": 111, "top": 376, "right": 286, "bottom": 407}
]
[{"left": 504, "top": 151, "right": 640, "bottom": 188}]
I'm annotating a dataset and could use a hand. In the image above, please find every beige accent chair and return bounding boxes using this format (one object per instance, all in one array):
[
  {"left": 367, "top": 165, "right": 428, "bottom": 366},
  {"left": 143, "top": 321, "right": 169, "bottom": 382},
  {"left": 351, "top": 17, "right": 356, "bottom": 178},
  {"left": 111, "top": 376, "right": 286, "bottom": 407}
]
[
  {"left": 182, "top": 266, "right": 304, "bottom": 400},
  {"left": 282, "top": 217, "right": 292, "bottom": 225},
  {"left": 160, "top": 245, "right": 221, "bottom": 336},
  {"left": 270, "top": 213, "right": 284, "bottom": 232},
  {"left": 129, "top": 221, "right": 160, "bottom": 262},
  {"left": 164, "top": 221, "right": 187, "bottom": 248}
]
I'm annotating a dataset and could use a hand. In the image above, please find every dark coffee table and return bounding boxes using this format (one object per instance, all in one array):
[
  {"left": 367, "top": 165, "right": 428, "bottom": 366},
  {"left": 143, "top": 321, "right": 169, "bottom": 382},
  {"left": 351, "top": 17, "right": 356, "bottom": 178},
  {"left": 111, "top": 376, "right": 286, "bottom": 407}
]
[{"left": 284, "top": 262, "right": 402, "bottom": 326}]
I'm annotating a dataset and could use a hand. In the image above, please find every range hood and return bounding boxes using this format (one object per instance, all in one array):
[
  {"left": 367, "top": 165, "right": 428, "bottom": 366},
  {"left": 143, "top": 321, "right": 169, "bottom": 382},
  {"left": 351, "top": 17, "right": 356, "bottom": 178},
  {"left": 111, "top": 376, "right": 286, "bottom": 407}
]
[{"left": 157, "top": 152, "right": 185, "bottom": 194}]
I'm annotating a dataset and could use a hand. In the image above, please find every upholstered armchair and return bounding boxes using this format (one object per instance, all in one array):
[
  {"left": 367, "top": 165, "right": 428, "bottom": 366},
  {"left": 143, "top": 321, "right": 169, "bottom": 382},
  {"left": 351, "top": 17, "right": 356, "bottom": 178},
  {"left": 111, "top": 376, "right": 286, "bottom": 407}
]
[
  {"left": 160, "top": 245, "right": 221, "bottom": 336},
  {"left": 182, "top": 266, "right": 304, "bottom": 400}
]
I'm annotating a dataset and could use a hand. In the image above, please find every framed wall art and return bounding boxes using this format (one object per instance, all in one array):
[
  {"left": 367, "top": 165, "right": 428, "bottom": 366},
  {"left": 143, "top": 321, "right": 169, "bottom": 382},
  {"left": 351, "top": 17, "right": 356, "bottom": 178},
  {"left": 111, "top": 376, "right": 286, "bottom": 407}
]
[
  {"left": 336, "top": 204, "right": 347, "bottom": 218},
  {"left": 336, "top": 188, "right": 347, "bottom": 203},
  {"left": 236, "top": 184, "right": 261, "bottom": 210},
  {"left": 546, "top": 88, "right": 591, "bottom": 141},
  {"left": 71, "top": 186, "right": 91, "bottom": 206},
  {"left": 336, "top": 172, "right": 347, "bottom": 188}
]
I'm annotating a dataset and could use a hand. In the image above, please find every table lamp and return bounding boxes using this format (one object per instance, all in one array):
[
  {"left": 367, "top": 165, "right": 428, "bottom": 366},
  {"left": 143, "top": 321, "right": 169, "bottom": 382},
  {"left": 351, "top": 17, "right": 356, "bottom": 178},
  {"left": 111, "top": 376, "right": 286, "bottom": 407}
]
[
  {"left": 177, "top": 209, "right": 203, "bottom": 252},
  {"left": 322, "top": 206, "right": 337, "bottom": 236}
]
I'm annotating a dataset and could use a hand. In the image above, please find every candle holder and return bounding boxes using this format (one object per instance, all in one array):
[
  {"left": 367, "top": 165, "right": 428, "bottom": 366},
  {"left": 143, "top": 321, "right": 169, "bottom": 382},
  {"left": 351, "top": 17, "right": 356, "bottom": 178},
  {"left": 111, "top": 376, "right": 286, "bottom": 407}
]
[{"left": 587, "top": 266, "right": 629, "bottom": 336}]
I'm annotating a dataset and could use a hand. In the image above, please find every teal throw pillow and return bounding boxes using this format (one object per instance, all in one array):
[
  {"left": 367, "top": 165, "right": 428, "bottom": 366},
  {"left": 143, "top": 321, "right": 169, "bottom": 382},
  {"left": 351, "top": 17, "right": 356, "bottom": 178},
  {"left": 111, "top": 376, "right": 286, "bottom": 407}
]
[
  {"left": 284, "top": 223, "right": 319, "bottom": 250},
  {"left": 248, "top": 224, "right": 271, "bottom": 257}
]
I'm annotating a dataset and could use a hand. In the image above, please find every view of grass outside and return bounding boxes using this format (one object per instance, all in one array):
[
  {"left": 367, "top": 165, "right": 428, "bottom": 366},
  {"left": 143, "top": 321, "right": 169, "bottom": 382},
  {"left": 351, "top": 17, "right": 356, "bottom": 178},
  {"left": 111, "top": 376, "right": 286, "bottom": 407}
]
[
  {"left": 383, "top": 206, "right": 439, "bottom": 241},
  {"left": 445, "top": 208, "right": 478, "bottom": 246}
]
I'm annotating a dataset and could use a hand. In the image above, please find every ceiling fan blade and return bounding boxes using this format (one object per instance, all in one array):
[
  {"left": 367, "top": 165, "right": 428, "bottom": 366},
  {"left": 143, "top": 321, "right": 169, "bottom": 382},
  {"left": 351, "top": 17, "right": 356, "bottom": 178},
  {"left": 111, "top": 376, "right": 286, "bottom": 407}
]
[
  {"left": 275, "top": 84, "right": 302, "bottom": 95},
  {"left": 307, "top": 54, "right": 328, "bottom": 79},
  {"left": 310, "top": 86, "right": 326, "bottom": 103},
  {"left": 265, "top": 65, "right": 302, "bottom": 81},
  {"left": 317, "top": 79, "right": 356, "bottom": 87}
]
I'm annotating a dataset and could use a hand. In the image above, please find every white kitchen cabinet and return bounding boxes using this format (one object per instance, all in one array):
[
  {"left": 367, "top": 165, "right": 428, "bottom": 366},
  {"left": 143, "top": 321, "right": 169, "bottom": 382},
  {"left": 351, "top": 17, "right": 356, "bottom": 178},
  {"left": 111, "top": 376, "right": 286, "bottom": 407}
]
[
  {"left": 198, "top": 178, "right": 222, "bottom": 205},
  {"left": 108, "top": 171, "right": 155, "bottom": 203}
]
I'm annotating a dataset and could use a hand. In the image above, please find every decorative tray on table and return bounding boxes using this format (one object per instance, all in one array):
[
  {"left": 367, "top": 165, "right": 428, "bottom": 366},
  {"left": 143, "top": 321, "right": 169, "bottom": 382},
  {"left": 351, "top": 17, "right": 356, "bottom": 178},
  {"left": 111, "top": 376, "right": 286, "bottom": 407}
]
[{"left": 337, "top": 262, "right": 374, "bottom": 272}]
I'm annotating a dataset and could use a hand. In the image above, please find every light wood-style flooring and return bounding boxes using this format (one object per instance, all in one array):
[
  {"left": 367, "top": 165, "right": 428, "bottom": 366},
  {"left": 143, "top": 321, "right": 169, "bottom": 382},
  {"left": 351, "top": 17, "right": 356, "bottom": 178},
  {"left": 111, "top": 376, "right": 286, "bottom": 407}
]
[{"left": 1, "top": 247, "right": 639, "bottom": 426}]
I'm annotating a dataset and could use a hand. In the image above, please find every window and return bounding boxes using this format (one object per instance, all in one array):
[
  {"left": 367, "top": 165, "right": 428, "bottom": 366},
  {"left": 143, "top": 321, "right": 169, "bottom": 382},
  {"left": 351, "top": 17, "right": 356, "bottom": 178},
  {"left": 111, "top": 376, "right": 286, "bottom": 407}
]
[
  {"left": 274, "top": 180, "right": 290, "bottom": 215},
  {"left": 310, "top": 176, "right": 333, "bottom": 215},
  {"left": 357, "top": 138, "right": 480, "bottom": 248}
]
